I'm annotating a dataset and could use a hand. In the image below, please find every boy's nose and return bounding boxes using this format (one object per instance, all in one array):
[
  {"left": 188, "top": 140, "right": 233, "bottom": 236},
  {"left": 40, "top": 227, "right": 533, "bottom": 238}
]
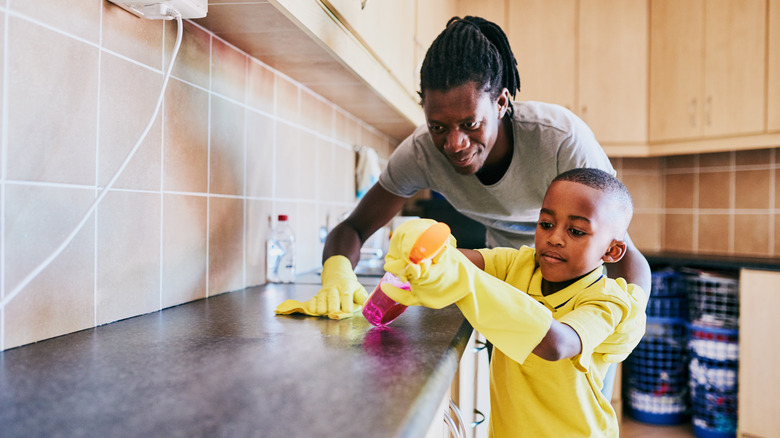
[{"left": 547, "top": 230, "right": 565, "bottom": 247}]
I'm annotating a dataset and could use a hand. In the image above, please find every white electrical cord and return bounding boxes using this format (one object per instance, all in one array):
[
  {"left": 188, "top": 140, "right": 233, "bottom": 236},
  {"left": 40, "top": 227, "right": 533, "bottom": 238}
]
[{"left": 0, "top": 8, "right": 183, "bottom": 312}]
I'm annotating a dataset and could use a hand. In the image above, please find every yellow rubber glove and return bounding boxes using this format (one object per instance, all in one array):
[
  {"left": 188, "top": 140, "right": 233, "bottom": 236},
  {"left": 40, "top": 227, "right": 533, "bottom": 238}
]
[
  {"left": 381, "top": 219, "right": 553, "bottom": 364},
  {"left": 594, "top": 280, "right": 648, "bottom": 363},
  {"left": 274, "top": 255, "right": 368, "bottom": 320}
]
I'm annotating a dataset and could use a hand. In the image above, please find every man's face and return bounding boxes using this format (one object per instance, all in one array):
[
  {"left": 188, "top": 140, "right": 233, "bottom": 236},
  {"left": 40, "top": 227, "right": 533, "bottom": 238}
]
[
  {"left": 534, "top": 180, "right": 621, "bottom": 282},
  {"left": 422, "top": 82, "right": 505, "bottom": 175}
]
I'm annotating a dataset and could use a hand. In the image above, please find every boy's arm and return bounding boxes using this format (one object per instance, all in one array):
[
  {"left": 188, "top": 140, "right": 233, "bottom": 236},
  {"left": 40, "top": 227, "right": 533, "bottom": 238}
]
[{"left": 461, "top": 247, "right": 583, "bottom": 361}]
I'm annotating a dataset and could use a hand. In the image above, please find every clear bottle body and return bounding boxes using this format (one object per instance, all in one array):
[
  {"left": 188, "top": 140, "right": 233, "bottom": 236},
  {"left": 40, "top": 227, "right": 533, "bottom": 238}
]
[{"left": 266, "top": 216, "right": 295, "bottom": 283}]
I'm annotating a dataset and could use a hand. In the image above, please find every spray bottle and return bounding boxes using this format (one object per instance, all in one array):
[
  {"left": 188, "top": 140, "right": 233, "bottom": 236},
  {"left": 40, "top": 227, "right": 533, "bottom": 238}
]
[{"left": 362, "top": 222, "right": 451, "bottom": 326}]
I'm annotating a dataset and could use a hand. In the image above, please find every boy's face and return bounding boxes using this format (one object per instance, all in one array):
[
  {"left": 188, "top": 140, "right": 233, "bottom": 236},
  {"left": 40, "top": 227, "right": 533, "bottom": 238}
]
[{"left": 534, "top": 180, "right": 625, "bottom": 283}]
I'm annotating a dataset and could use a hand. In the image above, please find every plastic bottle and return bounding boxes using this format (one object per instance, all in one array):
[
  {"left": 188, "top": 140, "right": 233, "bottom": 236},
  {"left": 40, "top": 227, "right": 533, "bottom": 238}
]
[
  {"left": 266, "top": 214, "right": 295, "bottom": 283},
  {"left": 362, "top": 222, "right": 450, "bottom": 326}
]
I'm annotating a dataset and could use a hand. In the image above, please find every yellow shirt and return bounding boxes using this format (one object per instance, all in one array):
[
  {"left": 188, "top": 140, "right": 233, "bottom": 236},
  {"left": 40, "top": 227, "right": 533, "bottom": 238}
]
[{"left": 479, "top": 246, "right": 645, "bottom": 438}]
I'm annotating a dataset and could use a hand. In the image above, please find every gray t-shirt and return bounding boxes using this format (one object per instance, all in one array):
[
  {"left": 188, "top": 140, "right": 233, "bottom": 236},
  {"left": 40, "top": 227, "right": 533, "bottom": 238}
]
[{"left": 379, "top": 101, "right": 615, "bottom": 248}]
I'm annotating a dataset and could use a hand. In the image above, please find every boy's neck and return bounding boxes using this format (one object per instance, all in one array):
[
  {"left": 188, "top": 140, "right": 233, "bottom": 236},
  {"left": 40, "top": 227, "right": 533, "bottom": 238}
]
[{"left": 541, "top": 273, "right": 588, "bottom": 296}]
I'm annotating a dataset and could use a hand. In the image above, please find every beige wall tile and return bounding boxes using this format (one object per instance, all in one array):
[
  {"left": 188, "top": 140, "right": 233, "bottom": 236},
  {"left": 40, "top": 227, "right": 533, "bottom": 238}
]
[
  {"left": 663, "top": 214, "right": 694, "bottom": 252},
  {"left": 735, "top": 169, "right": 771, "bottom": 209},
  {"left": 7, "top": 17, "right": 98, "bottom": 185},
  {"left": 162, "top": 194, "right": 207, "bottom": 308},
  {"left": 628, "top": 213, "right": 661, "bottom": 252},
  {"left": 209, "top": 197, "right": 245, "bottom": 295},
  {"left": 275, "top": 122, "right": 301, "bottom": 199},
  {"left": 622, "top": 173, "right": 662, "bottom": 210},
  {"left": 300, "top": 89, "right": 319, "bottom": 132},
  {"left": 775, "top": 216, "right": 780, "bottom": 255},
  {"left": 211, "top": 38, "right": 247, "bottom": 102},
  {"left": 245, "top": 199, "right": 272, "bottom": 286},
  {"left": 698, "top": 171, "right": 731, "bottom": 209},
  {"left": 733, "top": 214, "right": 771, "bottom": 256},
  {"left": 736, "top": 149, "right": 772, "bottom": 166},
  {"left": 334, "top": 145, "right": 356, "bottom": 203},
  {"left": 315, "top": 99, "right": 334, "bottom": 137},
  {"left": 167, "top": 20, "right": 211, "bottom": 90},
  {"left": 297, "top": 203, "right": 321, "bottom": 272},
  {"left": 664, "top": 173, "right": 695, "bottom": 209},
  {"left": 246, "top": 111, "right": 275, "bottom": 198},
  {"left": 666, "top": 154, "right": 696, "bottom": 170},
  {"left": 697, "top": 214, "right": 730, "bottom": 254},
  {"left": 102, "top": 2, "right": 163, "bottom": 69},
  {"left": 298, "top": 131, "right": 318, "bottom": 201},
  {"left": 776, "top": 168, "right": 780, "bottom": 210},
  {"left": 97, "top": 191, "right": 161, "bottom": 325},
  {"left": 621, "top": 157, "right": 662, "bottom": 172},
  {"left": 277, "top": 76, "right": 300, "bottom": 123},
  {"left": 99, "top": 52, "right": 162, "bottom": 191},
  {"left": 210, "top": 96, "right": 245, "bottom": 195},
  {"left": 699, "top": 151, "right": 730, "bottom": 168},
  {"left": 164, "top": 78, "right": 209, "bottom": 193},
  {"left": 3, "top": 185, "right": 95, "bottom": 349},
  {"left": 15, "top": 0, "right": 101, "bottom": 44},
  {"left": 247, "top": 60, "right": 275, "bottom": 114},
  {"left": 314, "top": 137, "right": 332, "bottom": 202}
]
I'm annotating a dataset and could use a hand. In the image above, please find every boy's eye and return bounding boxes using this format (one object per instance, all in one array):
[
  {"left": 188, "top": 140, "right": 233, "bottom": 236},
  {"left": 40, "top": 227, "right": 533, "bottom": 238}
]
[
  {"left": 538, "top": 221, "right": 553, "bottom": 230},
  {"left": 569, "top": 228, "right": 586, "bottom": 237}
]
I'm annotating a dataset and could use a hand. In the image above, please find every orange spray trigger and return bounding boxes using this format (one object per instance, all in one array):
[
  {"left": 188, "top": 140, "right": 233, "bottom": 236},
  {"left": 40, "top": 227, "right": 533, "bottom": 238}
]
[{"left": 409, "top": 222, "right": 451, "bottom": 264}]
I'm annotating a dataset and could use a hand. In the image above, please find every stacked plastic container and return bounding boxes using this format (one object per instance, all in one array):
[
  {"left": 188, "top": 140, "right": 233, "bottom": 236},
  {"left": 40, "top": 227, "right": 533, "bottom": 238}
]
[
  {"left": 625, "top": 269, "right": 690, "bottom": 424},
  {"left": 685, "top": 271, "right": 740, "bottom": 438}
]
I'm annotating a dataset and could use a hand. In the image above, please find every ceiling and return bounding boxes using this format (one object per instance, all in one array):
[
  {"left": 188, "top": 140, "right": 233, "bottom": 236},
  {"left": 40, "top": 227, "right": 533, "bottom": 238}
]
[{"left": 194, "top": 1, "right": 421, "bottom": 141}]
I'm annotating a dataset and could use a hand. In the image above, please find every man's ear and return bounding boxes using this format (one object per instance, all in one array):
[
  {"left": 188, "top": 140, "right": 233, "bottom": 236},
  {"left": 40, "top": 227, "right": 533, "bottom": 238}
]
[
  {"left": 497, "top": 88, "right": 510, "bottom": 118},
  {"left": 602, "top": 240, "right": 627, "bottom": 263}
]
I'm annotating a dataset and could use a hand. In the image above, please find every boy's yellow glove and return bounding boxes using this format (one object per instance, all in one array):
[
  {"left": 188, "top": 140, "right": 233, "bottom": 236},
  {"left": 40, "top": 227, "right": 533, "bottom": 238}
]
[
  {"left": 594, "top": 280, "right": 648, "bottom": 362},
  {"left": 274, "top": 255, "right": 368, "bottom": 319},
  {"left": 381, "top": 219, "right": 553, "bottom": 364}
]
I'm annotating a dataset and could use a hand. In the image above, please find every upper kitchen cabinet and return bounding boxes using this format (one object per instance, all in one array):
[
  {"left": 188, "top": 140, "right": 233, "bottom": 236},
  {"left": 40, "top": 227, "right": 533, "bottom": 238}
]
[
  {"left": 578, "top": 0, "right": 648, "bottom": 146},
  {"left": 323, "top": 0, "right": 417, "bottom": 95},
  {"left": 505, "top": 0, "right": 648, "bottom": 147},
  {"left": 769, "top": 0, "right": 780, "bottom": 132},
  {"left": 649, "top": 0, "right": 767, "bottom": 142},
  {"left": 506, "top": 0, "right": 578, "bottom": 111}
]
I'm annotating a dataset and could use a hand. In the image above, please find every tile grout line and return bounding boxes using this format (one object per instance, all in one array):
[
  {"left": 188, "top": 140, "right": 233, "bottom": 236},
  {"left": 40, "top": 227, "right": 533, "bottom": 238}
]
[
  {"left": 94, "top": 3, "right": 104, "bottom": 327},
  {"left": 159, "top": 18, "right": 166, "bottom": 312},
  {"left": 205, "top": 32, "right": 212, "bottom": 298}
]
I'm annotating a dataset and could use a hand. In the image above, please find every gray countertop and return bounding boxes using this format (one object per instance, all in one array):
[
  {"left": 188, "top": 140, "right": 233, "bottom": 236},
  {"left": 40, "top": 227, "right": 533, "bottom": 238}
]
[{"left": 0, "top": 281, "right": 471, "bottom": 438}]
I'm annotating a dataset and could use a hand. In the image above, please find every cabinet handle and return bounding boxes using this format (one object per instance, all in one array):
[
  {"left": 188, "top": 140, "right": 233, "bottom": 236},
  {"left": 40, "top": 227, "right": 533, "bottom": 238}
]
[
  {"left": 473, "top": 339, "right": 488, "bottom": 352},
  {"left": 449, "top": 399, "right": 467, "bottom": 438},
  {"left": 705, "top": 96, "right": 712, "bottom": 127},
  {"left": 472, "top": 409, "right": 486, "bottom": 427},
  {"left": 689, "top": 98, "right": 697, "bottom": 128}
]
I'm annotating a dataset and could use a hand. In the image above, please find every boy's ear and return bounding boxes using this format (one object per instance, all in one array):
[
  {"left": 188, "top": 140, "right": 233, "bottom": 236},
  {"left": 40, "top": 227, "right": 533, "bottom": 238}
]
[{"left": 602, "top": 240, "right": 627, "bottom": 263}]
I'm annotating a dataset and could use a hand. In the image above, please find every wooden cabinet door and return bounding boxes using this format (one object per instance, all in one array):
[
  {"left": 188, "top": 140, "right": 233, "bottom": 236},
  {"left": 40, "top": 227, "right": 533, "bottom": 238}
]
[
  {"left": 738, "top": 269, "right": 780, "bottom": 437},
  {"left": 703, "top": 0, "right": 766, "bottom": 137},
  {"left": 768, "top": 0, "right": 780, "bottom": 132},
  {"left": 324, "top": 0, "right": 417, "bottom": 95},
  {"left": 506, "top": 0, "right": 577, "bottom": 110},
  {"left": 579, "top": 0, "right": 648, "bottom": 144},
  {"left": 649, "top": 0, "right": 704, "bottom": 142}
]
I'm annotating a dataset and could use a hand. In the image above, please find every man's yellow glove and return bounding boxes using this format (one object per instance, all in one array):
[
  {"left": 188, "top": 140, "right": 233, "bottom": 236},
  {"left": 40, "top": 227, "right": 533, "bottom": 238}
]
[
  {"left": 594, "top": 280, "right": 648, "bottom": 362},
  {"left": 381, "top": 219, "right": 553, "bottom": 364},
  {"left": 274, "top": 255, "right": 368, "bottom": 319}
]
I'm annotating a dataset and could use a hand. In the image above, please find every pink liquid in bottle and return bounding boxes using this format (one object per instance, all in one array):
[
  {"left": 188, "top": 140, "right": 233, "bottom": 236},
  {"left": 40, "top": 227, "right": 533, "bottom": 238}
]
[{"left": 362, "top": 272, "right": 410, "bottom": 326}]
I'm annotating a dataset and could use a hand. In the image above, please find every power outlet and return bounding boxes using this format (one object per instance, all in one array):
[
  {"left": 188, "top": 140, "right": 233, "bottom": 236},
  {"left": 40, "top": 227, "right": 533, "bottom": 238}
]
[{"left": 107, "top": 0, "right": 207, "bottom": 19}]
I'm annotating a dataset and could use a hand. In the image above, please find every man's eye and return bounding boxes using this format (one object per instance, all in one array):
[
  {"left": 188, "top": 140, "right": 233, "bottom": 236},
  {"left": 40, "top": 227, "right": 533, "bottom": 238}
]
[
  {"left": 463, "top": 121, "right": 480, "bottom": 130},
  {"left": 428, "top": 125, "right": 444, "bottom": 134}
]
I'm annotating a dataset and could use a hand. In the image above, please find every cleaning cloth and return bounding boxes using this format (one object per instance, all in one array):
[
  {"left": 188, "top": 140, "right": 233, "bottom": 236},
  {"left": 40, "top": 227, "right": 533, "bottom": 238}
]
[{"left": 275, "top": 255, "right": 368, "bottom": 319}]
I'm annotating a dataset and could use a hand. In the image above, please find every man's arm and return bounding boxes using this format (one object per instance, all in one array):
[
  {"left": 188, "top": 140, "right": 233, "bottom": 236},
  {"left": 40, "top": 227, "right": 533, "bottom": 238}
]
[
  {"left": 606, "top": 233, "right": 651, "bottom": 294},
  {"left": 323, "top": 183, "right": 409, "bottom": 266}
]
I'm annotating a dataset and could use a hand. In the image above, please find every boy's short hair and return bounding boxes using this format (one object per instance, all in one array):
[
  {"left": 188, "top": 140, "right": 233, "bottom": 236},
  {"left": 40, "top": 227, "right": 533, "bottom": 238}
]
[{"left": 552, "top": 168, "right": 634, "bottom": 232}]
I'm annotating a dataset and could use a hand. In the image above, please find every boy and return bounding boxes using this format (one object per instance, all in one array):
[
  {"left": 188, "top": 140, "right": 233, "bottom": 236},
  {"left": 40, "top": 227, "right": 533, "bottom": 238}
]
[{"left": 381, "top": 168, "right": 647, "bottom": 437}]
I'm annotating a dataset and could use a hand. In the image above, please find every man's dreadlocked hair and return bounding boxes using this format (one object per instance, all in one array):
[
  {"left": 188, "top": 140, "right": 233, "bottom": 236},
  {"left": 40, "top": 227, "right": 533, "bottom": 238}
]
[{"left": 419, "top": 16, "right": 521, "bottom": 116}]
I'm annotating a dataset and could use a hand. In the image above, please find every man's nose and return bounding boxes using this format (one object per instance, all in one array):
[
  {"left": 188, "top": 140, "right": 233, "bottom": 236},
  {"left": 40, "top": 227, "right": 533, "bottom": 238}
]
[{"left": 444, "top": 130, "right": 468, "bottom": 154}]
